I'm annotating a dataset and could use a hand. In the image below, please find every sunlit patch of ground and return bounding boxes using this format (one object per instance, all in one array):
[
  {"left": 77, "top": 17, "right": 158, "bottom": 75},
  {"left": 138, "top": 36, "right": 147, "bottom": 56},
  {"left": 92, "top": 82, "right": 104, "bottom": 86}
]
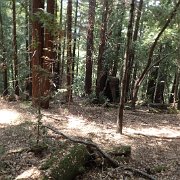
[
  {"left": 0, "top": 109, "right": 21, "bottom": 126},
  {"left": 15, "top": 167, "right": 43, "bottom": 180}
]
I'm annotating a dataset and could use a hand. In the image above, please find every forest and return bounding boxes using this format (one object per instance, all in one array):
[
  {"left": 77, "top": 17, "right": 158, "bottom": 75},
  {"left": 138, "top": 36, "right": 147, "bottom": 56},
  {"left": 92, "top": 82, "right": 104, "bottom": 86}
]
[{"left": 0, "top": 0, "right": 180, "bottom": 179}]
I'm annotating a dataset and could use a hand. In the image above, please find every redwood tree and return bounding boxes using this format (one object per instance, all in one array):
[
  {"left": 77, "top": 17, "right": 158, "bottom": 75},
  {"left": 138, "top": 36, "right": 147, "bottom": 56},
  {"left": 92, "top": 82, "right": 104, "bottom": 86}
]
[
  {"left": 66, "top": 0, "right": 73, "bottom": 102},
  {"left": 41, "top": 0, "right": 55, "bottom": 109},
  {"left": 0, "top": 4, "right": 8, "bottom": 96},
  {"left": 85, "top": 0, "right": 96, "bottom": 95},
  {"left": 96, "top": 0, "right": 109, "bottom": 97},
  {"left": 12, "top": 0, "right": 19, "bottom": 96},
  {"left": 31, "top": 0, "right": 44, "bottom": 107}
]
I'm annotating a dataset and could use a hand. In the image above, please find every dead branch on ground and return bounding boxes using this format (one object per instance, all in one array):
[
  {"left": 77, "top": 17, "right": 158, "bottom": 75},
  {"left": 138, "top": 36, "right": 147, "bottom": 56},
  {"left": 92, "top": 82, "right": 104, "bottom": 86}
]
[{"left": 43, "top": 125, "right": 157, "bottom": 180}]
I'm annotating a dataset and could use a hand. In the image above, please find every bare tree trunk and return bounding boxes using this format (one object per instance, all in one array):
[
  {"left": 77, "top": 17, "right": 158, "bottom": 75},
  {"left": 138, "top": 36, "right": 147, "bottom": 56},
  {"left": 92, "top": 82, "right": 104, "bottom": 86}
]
[
  {"left": 41, "top": 0, "right": 55, "bottom": 109},
  {"left": 117, "top": 0, "right": 135, "bottom": 134},
  {"left": 72, "top": 0, "right": 79, "bottom": 85},
  {"left": 85, "top": 0, "right": 96, "bottom": 94},
  {"left": 32, "top": 0, "right": 44, "bottom": 107},
  {"left": 0, "top": 3, "right": 8, "bottom": 96},
  {"left": 12, "top": 0, "right": 19, "bottom": 96},
  {"left": 111, "top": 1, "right": 125, "bottom": 77},
  {"left": 131, "top": 0, "right": 180, "bottom": 109},
  {"left": 96, "top": 0, "right": 109, "bottom": 97},
  {"left": 66, "top": 0, "right": 73, "bottom": 102},
  {"left": 126, "top": 0, "right": 143, "bottom": 101}
]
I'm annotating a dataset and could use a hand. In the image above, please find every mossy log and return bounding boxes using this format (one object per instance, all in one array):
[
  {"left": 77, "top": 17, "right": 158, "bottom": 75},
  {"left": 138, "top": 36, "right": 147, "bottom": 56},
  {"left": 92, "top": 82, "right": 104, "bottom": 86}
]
[{"left": 43, "top": 144, "right": 90, "bottom": 180}]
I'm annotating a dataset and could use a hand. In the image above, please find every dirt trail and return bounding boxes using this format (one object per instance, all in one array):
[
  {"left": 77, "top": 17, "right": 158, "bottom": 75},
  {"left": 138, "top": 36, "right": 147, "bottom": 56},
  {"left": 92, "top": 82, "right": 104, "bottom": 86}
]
[{"left": 0, "top": 99, "right": 180, "bottom": 179}]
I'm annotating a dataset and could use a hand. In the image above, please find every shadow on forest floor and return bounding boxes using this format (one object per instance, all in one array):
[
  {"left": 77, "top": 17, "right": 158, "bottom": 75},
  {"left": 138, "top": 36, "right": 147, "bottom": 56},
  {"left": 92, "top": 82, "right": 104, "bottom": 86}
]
[{"left": 0, "top": 99, "right": 180, "bottom": 179}]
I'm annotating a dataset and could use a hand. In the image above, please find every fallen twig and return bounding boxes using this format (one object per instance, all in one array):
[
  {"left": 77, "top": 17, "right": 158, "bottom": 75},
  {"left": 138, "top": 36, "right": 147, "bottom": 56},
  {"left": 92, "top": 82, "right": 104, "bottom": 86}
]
[{"left": 124, "top": 167, "right": 156, "bottom": 180}]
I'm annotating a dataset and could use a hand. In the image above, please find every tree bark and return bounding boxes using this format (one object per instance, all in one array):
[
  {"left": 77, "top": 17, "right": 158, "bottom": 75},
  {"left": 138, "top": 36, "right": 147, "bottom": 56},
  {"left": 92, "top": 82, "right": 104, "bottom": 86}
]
[
  {"left": 131, "top": 0, "right": 180, "bottom": 109},
  {"left": 66, "top": 0, "right": 73, "bottom": 102},
  {"left": 12, "top": 0, "right": 19, "bottom": 96},
  {"left": 41, "top": 0, "right": 55, "bottom": 109},
  {"left": 85, "top": 0, "right": 96, "bottom": 94},
  {"left": 117, "top": 0, "right": 135, "bottom": 134},
  {"left": 126, "top": 0, "right": 143, "bottom": 101},
  {"left": 31, "top": 0, "right": 44, "bottom": 107},
  {"left": 0, "top": 3, "right": 8, "bottom": 96},
  {"left": 72, "top": 0, "right": 79, "bottom": 85},
  {"left": 96, "top": 0, "right": 109, "bottom": 97}
]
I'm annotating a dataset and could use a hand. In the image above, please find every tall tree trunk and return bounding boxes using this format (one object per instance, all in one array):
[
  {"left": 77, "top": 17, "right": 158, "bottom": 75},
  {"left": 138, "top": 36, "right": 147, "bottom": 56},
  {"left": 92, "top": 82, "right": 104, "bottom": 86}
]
[
  {"left": 58, "top": 0, "right": 63, "bottom": 88},
  {"left": 169, "top": 72, "right": 177, "bottom": 104},
  {"left": 32, "top": 0, "right": 44, "bottom": 107},
  {"left": 41, "top": 0, "right": 55, "bottom": 109},
  {"left": 66, "top": 0, "right": 73, "bottom": 102},
  {"left": 12, "top": 0, "right": 19, "bottom": 96},
  {"left": 146, "top": 66, "right": 159, "bottom": 103},
  {"left": 111, "top": 1, "right": 125, "bottom": 77},
  {"left": 72, "top": 0, "right": 79, "bottom": 85},
  {"left": 25, "top": 0, "right": 30, "bottom": 68},
  {"left": 131, "top": 0, "right": 180, "bottom": 109},
  {"left": 126, "top": 0, "right": 143, "bottom": 101},
  {"left": 96, "top": 0, "right": 109, "bottom": 97},
  {"left": 85, "top": 0, "right": 96, "bottom": 94},
  {"left": 117, "top": 0, "right": 135, "bottom": 134},
  {"left": 0, "top": 3, "right": 8, "bottom": 96}
]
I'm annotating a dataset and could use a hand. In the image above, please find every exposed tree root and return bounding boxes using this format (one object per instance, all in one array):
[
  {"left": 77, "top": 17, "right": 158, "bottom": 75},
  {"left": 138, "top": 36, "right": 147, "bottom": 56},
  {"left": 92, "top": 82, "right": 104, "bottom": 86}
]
[
  {"left": 124, "top": 167, "right": 156, "bottom": 180},
  {"left": 43, "top": 125, "right": 157, "bottom": 180}
]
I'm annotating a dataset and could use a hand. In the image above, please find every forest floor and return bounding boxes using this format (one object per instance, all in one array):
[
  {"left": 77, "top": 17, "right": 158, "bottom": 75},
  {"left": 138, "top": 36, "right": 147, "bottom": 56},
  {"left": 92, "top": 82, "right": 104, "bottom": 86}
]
[{"left": 0, "top": 97, "right": 180, "bottom": 180}]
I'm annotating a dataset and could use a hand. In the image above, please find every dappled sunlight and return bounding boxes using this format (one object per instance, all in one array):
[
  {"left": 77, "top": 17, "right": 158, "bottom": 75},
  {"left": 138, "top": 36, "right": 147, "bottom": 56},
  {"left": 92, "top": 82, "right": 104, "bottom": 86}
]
[
  {"left": 125, "top": 126, "right": 180, "bottom": 138},
  {"left": 15, "top": 167, "right": 42, "bottom": 180},
  {"left": 0, "top": 109, "right": 21, "bottom": 125},
  {"left": 66, "top": 115, "right": 127, "bottom": 143}
]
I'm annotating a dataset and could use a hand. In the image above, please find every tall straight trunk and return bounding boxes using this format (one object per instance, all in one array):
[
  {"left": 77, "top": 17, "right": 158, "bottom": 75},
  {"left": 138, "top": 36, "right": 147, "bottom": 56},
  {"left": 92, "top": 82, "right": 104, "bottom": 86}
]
[
  {"left": 72, "top": 0, "right": 79, "bottom": 84},
  {"left": 0, "top": 3, "right": 8, "bottom": 96},
  {"left": 131, "top": 0, "right": 180, "bottom": 109},
  {"left": 96, "top": 0, "right": 109, "bottom": 97},
  {"left": 169, "top": 72, "right": 177, "bottom": 104},
  {"left": 66, "top": 0, "right": 73, "bottom": 102},
  {"left": 58, "top": 0, "right": 63, "bottom": 88},
  {"left": 126, "top": 0, "right": 143, "bottom": 101},
  {"left": 25, "top": 0, "right": 29, "bottom": 67},
  {"left": 41, "top": 0, "right": 55, "bottom": 109},
  {"left": 12, "top": 0, "right": 19, "bottom": 96},
  {"left": 117, "top": 0, "right": 135, "bottom": 134},
  {"left": 32, "top": 0, "right": 44, "bottom": 107},
  {"left": 85, "top": 0, "right": 96, "bottom": 94}
]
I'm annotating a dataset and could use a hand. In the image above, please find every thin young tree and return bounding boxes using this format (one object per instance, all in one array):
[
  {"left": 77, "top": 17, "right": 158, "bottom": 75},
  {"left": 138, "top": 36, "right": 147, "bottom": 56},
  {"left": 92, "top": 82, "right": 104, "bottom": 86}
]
[
  {"left": 85, "top": 0, "right": 96, "bottom": 95},
  {"left": 117, "top": 0, "right": 135, "bottom": 134}
]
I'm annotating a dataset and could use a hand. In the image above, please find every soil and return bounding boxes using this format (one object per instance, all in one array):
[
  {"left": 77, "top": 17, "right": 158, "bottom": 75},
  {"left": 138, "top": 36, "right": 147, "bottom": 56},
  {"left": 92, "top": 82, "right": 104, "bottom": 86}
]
[{"left": 0, "top": 98, "right": 180, "bottom": 179}]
